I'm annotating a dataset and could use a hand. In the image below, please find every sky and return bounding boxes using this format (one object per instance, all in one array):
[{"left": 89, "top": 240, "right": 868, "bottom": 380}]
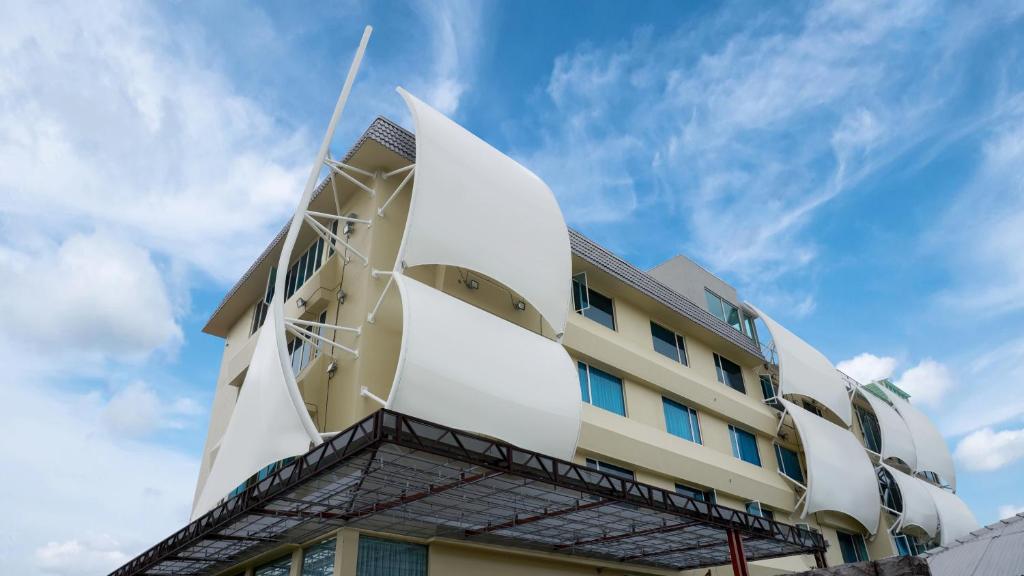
[{"left": 1, "top": 0, "right": 1023, "bottom": 573}]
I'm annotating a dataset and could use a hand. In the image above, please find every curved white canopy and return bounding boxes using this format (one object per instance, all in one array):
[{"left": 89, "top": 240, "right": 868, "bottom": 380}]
[
  {"left": 749, "top": 305, "right": 852, "bottom": 425},
  {"left": 856, "top": 388, "right": 918, "bottom": 469},
  {"left": 887, "top": 394, "right": 956, "bottom": 490},
  {"left": 923, "top": 481, "right": 979, "bottom": 545},
  {"left": 387, "top": 275, "right": 581, "bottom": 460},
  {"left": 882, "top": 464, "right": 939, "bottom": 537},
  {"left": 192, "top": 320, "right": 319, "bottom": 518},
  {"left": 781, "top": 399, "right": 879, "bottom": 534},
  {"left": 397, "top": 88, "right": 572, "bottom": 336}
]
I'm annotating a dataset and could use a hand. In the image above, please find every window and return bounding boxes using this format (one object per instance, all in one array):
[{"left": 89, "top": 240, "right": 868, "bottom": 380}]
[
  {"left": 774, "top": 443, "right": 804, "bottom": 484},
  {"left": 676, "top": 483, "right": 715, "bottom": 504},
  {"left": 705, "top": 289, "right": 743, "bottom": 333},
  {"left": 577, "top": 362, "right": 626, "bottom": 416},
  {"left": 714, "top": 353, "right": 745, "bottom": 393},
  {"left": 356, "top": 536, "right": 427, "bottom": 576},
  {"left": 744, "top": 315, "right": 757, "bottom": 340},
  {"left": 918, "top": 470, "right": 945, "bottom": 487},
  {"left": 745, "top": 501, "right": 773, "bottom": 520},
  {"left": 580, "top": 287, "right": 615, "bottom": 330},
  {"left": 663, "top": 398, "right": 702, "bottom": 444},
  {"left": 836, "top": 530, "right": 869, "bottom": 564},
  {"left": 289, "top": 310, "right": 327, "bottom": 375},
  {"left": 572, "top": 272, "right": 589, "bottom": 312},
  {"left": 894, "top": 534, "right": 928, "bottom": 557},
  {"left": 255, "top": 555, "right": 292, "bottom": 576},
  {"left": 729, "top": 425, "right": 761, "bottom": 466},
  {"left": 586, "top": 458, "right": 635, "bottom": 480},
  {"left": 759, "top": 375, "right": 782, "bottom": 410},
  {"left": 285, "top": 237, "right": 326, "bottom": 300},
  {"left": 250, "top": 266, "right": 277, "bottom": 335},
  {"left": 802, "top": 400, "right": 822, "bottom": 417},
  {"left": 877, "top": 467, "right": 902, "bottom": 512},
  {"left": 856, "top": 406, "right": 882, "bottom": 453},
  {"left": 301, "top": 539, "right": 336, "bottom": 576},
  {"left": 651, "top": 322, "right": 688, "bottom": 365}
]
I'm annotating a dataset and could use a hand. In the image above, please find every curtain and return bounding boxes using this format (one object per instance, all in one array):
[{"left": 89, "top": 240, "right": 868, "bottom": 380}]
[{"left": 357, "top": 537, "right": 427, "bottom": 576}]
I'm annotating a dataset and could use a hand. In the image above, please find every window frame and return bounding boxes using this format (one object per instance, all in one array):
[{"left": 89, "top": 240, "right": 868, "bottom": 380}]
[
  {"left": 650, "top": 321, "right": 688, "bottom": 366},
  {"left": 705, "top": 288, "right": 743, "bottom": 333},
  {"left": 662, "top": 397, "right": 702, "bottom": 445},
  {"left": 579, "top": 285, "right": 616, "bottom": 330},
  {"left": 729, "top": 425, "right": 762, "bottom": 467},
  {"left": 774, "top": 442, "right": 805, "bottom": 484},
  {"left": 856, "top": 405, "right": 882, "bottom": 454},
  {"left": 836, "top": 530, "right": 870, "bottom": 564},
  {"left": 356, "top": 535, "right": 427, "bottom": 576},
  {"left": 300, "top": 538, "right": 337, "bottom": 576},
  {"left": 675, "top": 483, "right": 716, "bottom": 504},
  {"left": 577, "top": 361, "right": 626, "bottom": 416},
  {"left": 714, "top": 353, "right": 746, "bottom": 393},
  {"left": 585, "top": 458, "right": 635, "bottom": 480}
]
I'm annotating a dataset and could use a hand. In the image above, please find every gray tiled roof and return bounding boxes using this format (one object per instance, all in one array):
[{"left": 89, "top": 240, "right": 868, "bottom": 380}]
[
  {"left": 207, "top": 117, "right": 762, "bottom": 360},
  {"left": 924, "top": 512, "right": 1024, "bottom": 576}
]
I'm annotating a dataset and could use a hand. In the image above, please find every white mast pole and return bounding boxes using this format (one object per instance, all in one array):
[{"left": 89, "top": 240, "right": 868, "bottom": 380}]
[{"left": 270, "top": 25, "right": 373, "bottom": 444}]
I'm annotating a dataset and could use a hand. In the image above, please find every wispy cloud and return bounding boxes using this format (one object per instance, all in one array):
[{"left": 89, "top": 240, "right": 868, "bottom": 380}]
[
  {"left": 955, "top": 427, "right": 1024, "bottom": 472},
  {"left": 409, "top": 0, "right": 489, "bottom": 116}
]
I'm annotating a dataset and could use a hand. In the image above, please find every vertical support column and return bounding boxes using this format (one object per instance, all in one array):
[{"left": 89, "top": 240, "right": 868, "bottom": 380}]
[
  {"left": 333, "top": 528, "right": 359, "bottom": 576},
  {"left": 288, "top": 547, "right": 303, "bottom": 576},
  {"left": 727, "top": 529, "right": 751, "bottom": 576},
  {"left": 815, "top": 549, "right": 829, "bottom": 569}
]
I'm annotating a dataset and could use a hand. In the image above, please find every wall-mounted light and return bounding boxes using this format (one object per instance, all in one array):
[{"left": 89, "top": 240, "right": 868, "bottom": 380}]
[
  {"left": 514, "top": 300, "right": 527, "bottom": 311},
  {"left": 296, "top": 297, "right": 307, "bottom": 309},
  {"left": 466, "top": 278, "right": 480, "bottom": 290}
]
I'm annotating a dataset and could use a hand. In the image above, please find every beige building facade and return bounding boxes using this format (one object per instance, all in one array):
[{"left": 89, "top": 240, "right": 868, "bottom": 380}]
[{"left": 115, "top": 112, "right": 972, "bottom": 576}]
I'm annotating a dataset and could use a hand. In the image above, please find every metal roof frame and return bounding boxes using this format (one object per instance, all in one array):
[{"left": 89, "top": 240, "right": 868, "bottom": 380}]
[{"left": 112, "top": 410, "right": 825, "bottom": 576}]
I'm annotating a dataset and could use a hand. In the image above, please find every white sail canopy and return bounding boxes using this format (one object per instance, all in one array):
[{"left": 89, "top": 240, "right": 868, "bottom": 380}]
[
  {"left": 882, "top": 464, "right": 939, "bottom": 537},
  {"left": 749, "top": 305, "right": 852, "bottom": 425},
  {"left": 887, "top": 394, "right": 956, "bottom": 490},
  {"left": 856, "top": 388, "right": 918, "bottom": 469},
  {"left": 781, "top": 399, "right": 879, "bottom": 534},
  {"left": 923, "top": 480, "right": 979, "bottom": 545},
  {"left": 192, "top": 321, "right": 320, "bottom": 518},
  {"left": 387, "top": 274, "right": 581, "bottom": 459},
  {"left": 396, "top": 88, "right": 572, "bottom": 335}
]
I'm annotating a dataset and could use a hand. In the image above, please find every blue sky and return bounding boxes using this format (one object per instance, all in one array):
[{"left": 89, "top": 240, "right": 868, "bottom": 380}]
[{"left": 2, "top": 1, "right": 1023, "bottom": 574}]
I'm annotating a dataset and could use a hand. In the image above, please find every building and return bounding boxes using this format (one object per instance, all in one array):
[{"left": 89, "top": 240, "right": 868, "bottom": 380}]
[{"left": 112, "top": 88, "right": 978, "bottom": 576}]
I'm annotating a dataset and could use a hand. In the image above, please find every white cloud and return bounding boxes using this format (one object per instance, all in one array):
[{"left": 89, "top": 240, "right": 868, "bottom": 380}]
[
  {"left": 954, "top": 427, "right": 1024, "bottom": 471},
  {"left": 103, "top": 381, "right": 203, "bottom": 437},
  {"left": 0, "top": 353, "right": 199, "bottom": 576},
  {"left": 837, "top": 353, "right": 897, "bottom": 384},
  {"left": 410, "top": 0, "right": 487, "bottom": 116},
  {"left": 0, "top": 0, "right": 309, "bottom": 283},
  {"left": 998, "top": 504, "right": 1024, "bottom": 519},
  {"left": 893, "top": 359, "right": 955, "bottom": 407},
  {"left": 0, "top": 233, "right": 181, "bottom": 361}
]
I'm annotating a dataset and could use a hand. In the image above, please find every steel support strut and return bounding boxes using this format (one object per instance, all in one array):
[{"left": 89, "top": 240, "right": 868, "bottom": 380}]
[{"left": 727, "top": 529, "right": 751, "bottom": 576}]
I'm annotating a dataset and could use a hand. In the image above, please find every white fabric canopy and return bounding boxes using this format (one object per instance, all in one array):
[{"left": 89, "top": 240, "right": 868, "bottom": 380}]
[
  {"left": 856, "top": 388, "right": 918, "bottom": 469},
  {"left": 882, "top": 464, "right": 939, "bottom": 537},
  {"left": 397, "top": 88, "right": 572, "bottom": 336},
  {"left": 749, "top": 305, "right": 852, "bottom": 425},
  {"left": 387, "top": 275, "right": 581, "bottom": 460},
  {"left": 887, "top": 394, "right": 957, "bottom": 490},
  {"left": 781, "top": 399, "right": 879, "bottom": 534},
  {"left": 192, "top": 320, "right": 319, "bottom": 518},
  {"left": 923, "top": 480, "right": 979, "bottom": 545}
]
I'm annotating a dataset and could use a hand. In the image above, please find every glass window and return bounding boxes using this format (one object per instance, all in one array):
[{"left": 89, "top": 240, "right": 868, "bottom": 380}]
[
  {"left": 651, "top": 322, "right": 687, "bottom": 365},
  {"left": 577, "top": 362, "right": 625, "bottom": 416},
  {"left": 705, "top": 289, "right": 743, "bottom": 333},
  {"left": 802, "top": 400, "right": 822, "bottom": 417},
  {"left": 729, "top": 425, "right": 761, "bottom": 466},
  {"left": 705, "top": 289, "right": 725, "bottom": 320},
  {"left": 572, "top": 272, "right": 589, "bottom": 312},
  {"left": 356, "top": 536, "right": 427, "bottom": 576},
  {"left": 774, "top": 444, "right": 804, "bottom": 484},
  {"left": 744, "top": 315, "right": 757, "bottom": 340},
  {"left": 581, "top": 287, "right": 615, "bottom": 330},
  {"left": 663, "top": 398, "right": 702, "bottom": 444},
  {"left": 301, "top": 539, "right": 336, "bottom": 576},
  {"left": 836, "top": 530, "right": 870, "bottom": 564},
  {"left": 856, "top": 406, "right": 882, "bottom": 453},
  {"left": 715, "top": 353, "right": 745, "bottom": 393},
  {"left": 759, "top": 375, "right": 782, "bottom": 409},
  {"left": 255, "top": 555, "right": 291, "bottom": 576},
  {"left": 586, "top": 458, "right": 635, "bottom": 480},
  {"left": 675, "top": 483, "right": 715, "bottom": 503}
]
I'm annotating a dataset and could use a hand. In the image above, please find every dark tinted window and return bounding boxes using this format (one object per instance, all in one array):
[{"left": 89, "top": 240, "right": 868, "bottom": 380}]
[
  {"left": 582, "top": 288, "right": 615, "bottom": 330},
  {"left": 715, "top": 353, "right": 745, "bottom": 393}
]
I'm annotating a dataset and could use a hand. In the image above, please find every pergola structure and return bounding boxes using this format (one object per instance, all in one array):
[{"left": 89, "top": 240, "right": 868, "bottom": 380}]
[{"left": 113, "top": 410, "right": 827, "bottom": 576}]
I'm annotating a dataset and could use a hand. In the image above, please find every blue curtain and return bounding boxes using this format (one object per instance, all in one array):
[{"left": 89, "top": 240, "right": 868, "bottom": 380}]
[
  {"left": 357, "top": 537, "right": 427, "bottom": 576},
  {"left": 588, "top": 366, "right": 625, "bottom": 415},
  {"left": 663, "top": 399, "right": 695, "bottom": 442},
  {"left": 301, "top": 539, "right": 336, "bottom": 576}
]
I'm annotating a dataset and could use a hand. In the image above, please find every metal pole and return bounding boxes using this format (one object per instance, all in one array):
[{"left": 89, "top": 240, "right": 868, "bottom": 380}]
[
  {"left": 270, "top": 25, "right": 373, "bottom": 445},
  {"left": 727, "top": 529, "right": 751, "bottom": 576}
]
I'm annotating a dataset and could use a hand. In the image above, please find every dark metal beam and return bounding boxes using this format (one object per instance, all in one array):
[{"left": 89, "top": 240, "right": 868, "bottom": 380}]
[
  {"left": 464, "top": 498, "right": 613, "bottom": 537},
  {"left": 554, "top": 520, "right": 700, "bottom": 550}
]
